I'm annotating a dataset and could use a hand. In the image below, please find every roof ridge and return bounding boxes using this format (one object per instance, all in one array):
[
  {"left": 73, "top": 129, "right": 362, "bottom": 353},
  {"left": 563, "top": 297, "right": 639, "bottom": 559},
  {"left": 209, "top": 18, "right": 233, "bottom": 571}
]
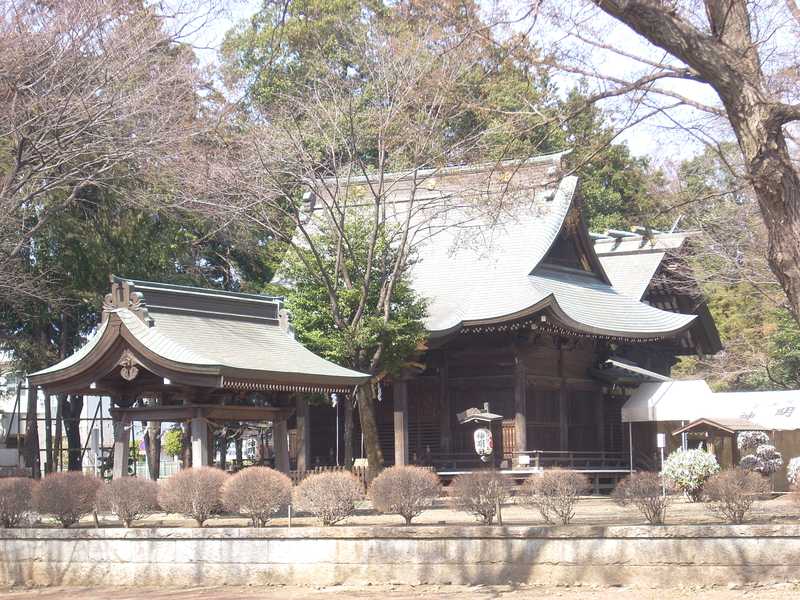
[
  {"left": 112, "top": 275, "right": 282, "bottom": 305},
  {"left": 314, "top": 150, "right": 571, "bottom": 187}
]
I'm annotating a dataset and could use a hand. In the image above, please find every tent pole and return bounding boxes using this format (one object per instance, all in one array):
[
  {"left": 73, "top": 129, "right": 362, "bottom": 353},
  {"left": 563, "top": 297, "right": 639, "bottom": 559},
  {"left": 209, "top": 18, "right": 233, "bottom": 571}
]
[{"left": 628, "top": 422, "right": 633, "bottom": 473}]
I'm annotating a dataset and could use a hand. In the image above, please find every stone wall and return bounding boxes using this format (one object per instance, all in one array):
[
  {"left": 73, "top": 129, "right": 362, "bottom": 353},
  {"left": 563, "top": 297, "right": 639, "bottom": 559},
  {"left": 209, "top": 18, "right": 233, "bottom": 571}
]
[{"left": 1, "top": 525, "right": 799, "bottom": 588}]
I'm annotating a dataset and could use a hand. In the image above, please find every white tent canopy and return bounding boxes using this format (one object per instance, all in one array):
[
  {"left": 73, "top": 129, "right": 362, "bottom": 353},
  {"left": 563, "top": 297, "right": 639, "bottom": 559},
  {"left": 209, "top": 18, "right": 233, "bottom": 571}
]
[{"left": 622, "top": 381, "right": 800, "bottom": 431}]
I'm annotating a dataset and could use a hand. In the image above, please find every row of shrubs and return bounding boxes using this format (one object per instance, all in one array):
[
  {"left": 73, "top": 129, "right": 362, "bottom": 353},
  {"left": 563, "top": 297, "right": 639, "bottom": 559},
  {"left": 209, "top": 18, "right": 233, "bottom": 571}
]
[
  {"left": 0, "top": 463, "right": 777, "bottom": 530},
  {"left": 0, "top": 466, "right": 439, "bottom": 529}
]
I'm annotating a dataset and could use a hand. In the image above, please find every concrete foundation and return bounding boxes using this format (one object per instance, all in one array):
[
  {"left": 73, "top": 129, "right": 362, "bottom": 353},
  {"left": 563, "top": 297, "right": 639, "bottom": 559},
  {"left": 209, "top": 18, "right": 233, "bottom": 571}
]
[{"left": 1, "top": 525, "right": 799, "bottom": 588}]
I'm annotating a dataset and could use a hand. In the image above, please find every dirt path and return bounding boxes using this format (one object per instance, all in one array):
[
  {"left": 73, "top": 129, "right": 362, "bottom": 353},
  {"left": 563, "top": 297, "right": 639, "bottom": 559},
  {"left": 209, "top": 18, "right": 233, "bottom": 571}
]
[{"left": 1, "top": 584, "right": 799, "bottom": 600}]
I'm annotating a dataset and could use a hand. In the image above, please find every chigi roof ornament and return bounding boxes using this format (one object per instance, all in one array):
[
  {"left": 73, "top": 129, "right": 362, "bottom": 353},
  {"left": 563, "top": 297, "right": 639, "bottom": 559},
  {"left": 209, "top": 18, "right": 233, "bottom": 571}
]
[{"left": 102, "top": 277, "right": 152, "bottom": 326}]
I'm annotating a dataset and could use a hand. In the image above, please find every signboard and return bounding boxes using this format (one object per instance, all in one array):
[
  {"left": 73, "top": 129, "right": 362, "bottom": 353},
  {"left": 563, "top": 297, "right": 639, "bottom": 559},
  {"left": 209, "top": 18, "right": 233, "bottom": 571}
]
[
  {"left": 656, "top": 433, "right": 666, "bottom": 448},
  {"left": 473, "top": 427, "right": 494, "bottom": 457}
]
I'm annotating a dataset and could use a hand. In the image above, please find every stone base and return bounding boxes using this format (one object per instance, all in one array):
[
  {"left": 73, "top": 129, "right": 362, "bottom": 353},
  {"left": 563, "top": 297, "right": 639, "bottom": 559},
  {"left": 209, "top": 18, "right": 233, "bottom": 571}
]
[{"left": 1, "top": 525, "right": 798, "bottom": 588}]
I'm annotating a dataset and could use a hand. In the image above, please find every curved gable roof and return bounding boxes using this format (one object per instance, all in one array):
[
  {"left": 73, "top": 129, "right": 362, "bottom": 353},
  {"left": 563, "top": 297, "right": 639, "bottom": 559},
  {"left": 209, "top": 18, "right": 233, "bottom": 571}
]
[
  {"left": 301, "top": 153, "right": 697, "bottom": 340},
  {"left": 29, "top": 279, "right": 369, "bottom": 392}
]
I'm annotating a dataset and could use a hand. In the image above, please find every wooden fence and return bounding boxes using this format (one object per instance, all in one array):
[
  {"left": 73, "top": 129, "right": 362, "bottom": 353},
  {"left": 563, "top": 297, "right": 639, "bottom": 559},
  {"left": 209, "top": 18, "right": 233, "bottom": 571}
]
[{"left": 289, "top": 465, "right": 371, "bottom": 490}]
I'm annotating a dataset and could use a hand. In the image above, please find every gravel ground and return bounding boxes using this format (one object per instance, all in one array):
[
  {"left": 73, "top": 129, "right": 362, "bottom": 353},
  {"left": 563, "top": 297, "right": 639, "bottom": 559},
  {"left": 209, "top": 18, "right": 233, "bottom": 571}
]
[{"left": 2, "top": 584, "right": 800, "bottom": 600}]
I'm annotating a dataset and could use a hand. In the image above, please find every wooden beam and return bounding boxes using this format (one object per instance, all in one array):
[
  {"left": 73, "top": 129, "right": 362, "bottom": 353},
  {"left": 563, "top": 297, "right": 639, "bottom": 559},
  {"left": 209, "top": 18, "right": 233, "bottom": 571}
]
[
  {"left": 394, "top": 379, "right": 409, "bottom": 466},
  {"left": 110, "top": 404, "right": 295, "bottom": 423}
]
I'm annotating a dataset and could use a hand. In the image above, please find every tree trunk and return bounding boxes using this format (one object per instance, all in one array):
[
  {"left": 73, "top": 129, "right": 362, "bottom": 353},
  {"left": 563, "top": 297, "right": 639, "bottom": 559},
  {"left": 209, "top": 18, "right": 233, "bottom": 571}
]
[
  {"left": 356, "top": 384, "right": 384, "bottom": 481},
  {"left": 144, "top": 421, "right": 161, "bottom": 480},
  {"left": 593, "top": 0, "right": 800, "bottom": 320},
  {"left": 343, "top": 393, "right": 354, "bottom": 468},
  {"left": 218, "top": 431, "right": 228, "bottom": 470},
  {"left": 61, "top": 395, "right": 84, "bottom": 471},
  {"left": 725, "top": 107, "right": 800, "bottom": 321},
  {"left": 235, "top": 436, "right": 243, "bottom": 469},
  {"left": 23, "top": 386, "right": 40, "bottom": 478}
]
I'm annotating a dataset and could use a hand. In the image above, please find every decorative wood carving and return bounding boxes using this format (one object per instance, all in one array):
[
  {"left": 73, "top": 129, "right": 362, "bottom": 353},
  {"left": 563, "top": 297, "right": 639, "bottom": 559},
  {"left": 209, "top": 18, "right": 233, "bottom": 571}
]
[{"left": 118, "top": 350, "right": 140, "bottom": 382}]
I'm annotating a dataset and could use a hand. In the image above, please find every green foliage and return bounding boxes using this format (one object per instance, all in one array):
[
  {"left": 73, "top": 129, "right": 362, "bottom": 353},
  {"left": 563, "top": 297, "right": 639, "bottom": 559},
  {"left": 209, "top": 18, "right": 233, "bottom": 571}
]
[
  {"left": 672, "top": 144, "right": 800, "bottom": 391},
  {"left": 558, "top": 90, "right": 669, "bottom": 232},
  {"left": 280, "top": 218, "right": 426, "bottom": 375},
  {"left": 764, "top": 309, "right": 800, "bottom": 388},
  {"left": 0, "top": 188, "right": 278, "bottom": 372},
  {"left": 221, "top": 0, "right": 385, "bottom": 109},
  {"left": 222, "top": 2, "right": 662, "bottom": 236},
  {"left": 162, "top": 428, "right": 184, "bottom": 458}
]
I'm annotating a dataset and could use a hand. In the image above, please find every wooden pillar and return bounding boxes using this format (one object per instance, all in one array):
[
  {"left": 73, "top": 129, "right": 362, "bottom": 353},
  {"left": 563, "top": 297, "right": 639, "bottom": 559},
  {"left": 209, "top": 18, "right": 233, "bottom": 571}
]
[
  {"left": 394, "top": 379, "right": 409, "bottom": 466},
  {"left": 343, "top": 394, "right": 354, "bottom": 468},
  {"left": 273, "top": 420, "right": 290, "bottom": 474},
  {"left": 439, "top": 355, "right": 452, "bottom": 453},
  {"left": 112, "top": 414, "right": 131, "bottom": 479},
  {"left": 513, "top": 352, "right": 527, "bottom": 461},
  {"left": 559, "top": 384, "right": 569, "bottom": 451},
  {"left": 295, "top": 395, "right": 310, "bottom": 472},
  {"left": 191, "top": 411, "right": 209, "bottom": 468},
  {"left": 596, "top": 394, "right": 605, "bottom": 452}
]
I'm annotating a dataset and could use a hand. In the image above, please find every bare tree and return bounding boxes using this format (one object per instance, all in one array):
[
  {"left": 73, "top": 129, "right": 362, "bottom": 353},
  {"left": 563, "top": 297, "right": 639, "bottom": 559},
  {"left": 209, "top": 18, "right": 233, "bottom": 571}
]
[
  {"left": 0, "top": 0, "right": 210, "bottom": 306},
  {"left": 178, "top": 20, "right": 546, "bottom": 478},
  {"left": 513, "top": 0, "right": 800, "bottom": 319}
]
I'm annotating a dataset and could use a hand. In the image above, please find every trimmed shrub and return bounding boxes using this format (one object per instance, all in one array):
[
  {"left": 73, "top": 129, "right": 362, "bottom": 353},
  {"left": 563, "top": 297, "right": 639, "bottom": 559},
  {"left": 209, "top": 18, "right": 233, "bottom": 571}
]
[
  {"left": 450, "top": 470, "right": 509, "bottom": 525},
  {"left": 33, "top": 472, "right": 102, "bottom": 528},
  {"left": 521, "top": 469, "right": 590, "bottom": 525},
  {"left": 612, "top": 472, "right": 671, "bottom": 525},
  {"left": 369, "top": 466, "right": 440, "bottom": 525},
  {"left": 293, "top": 471, "right": 364, "bottom": 526},
  {"left": 662, "top": 448, "right": 719, "bottom": 501},
  {"left": 740, "top": 444, "right": 783, "bottom": 476},
  {"left": 704, "top": 468, "right": 769, "bottom": 524},
  {"left": 222, "top": 467, "right": 292, "bottom": 527},
  {"left": 96, "top": 478, "right": 160, "bottom": 527},
  {"left": 158, "top": 467, "right": 228, "bottom": 527},
  {"left": 0, "top": 477, "right": 33, "bottom": 528},
  {"left": 737, "top": 431, "right": 770, "bottom": 453}
]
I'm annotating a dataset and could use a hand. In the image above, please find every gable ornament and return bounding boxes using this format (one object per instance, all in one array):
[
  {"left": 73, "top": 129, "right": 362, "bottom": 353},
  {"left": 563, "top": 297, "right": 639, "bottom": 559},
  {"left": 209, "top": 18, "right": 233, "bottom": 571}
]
[
  {"left": 118, "top": 350, "right": 140, "bottom": 381},
  {"left": 102, "top": 278, "right": 152, "bottom": 325}
]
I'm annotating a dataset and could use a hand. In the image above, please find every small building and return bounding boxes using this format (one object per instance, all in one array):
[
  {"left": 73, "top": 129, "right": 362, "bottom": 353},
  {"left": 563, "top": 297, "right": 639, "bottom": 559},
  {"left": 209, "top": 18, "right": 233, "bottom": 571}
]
[
  {"left": 623, "top": 383, "right": 800, "bottom": 490},
  {"left": 19, "top": 153, "right": 729, "bottom": 492},
  {"left": 24, "top": 278, "right": 369, "bottom": 478},
  {"left": 300, "top": 152, "right": 722, "bottom": 489}
]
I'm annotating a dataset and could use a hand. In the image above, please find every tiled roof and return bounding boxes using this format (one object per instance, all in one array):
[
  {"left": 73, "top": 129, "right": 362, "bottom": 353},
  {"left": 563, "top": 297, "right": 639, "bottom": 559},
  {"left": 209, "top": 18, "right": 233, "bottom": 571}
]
[
  {"left": 594, "top": 233, "right": 688, "bottom": 300},
  {"left": 303, "top": 154, "right": 697, "bottom": 339},
  {"left": 30, "top": 279, "right": 369, "bottom": 389}
]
